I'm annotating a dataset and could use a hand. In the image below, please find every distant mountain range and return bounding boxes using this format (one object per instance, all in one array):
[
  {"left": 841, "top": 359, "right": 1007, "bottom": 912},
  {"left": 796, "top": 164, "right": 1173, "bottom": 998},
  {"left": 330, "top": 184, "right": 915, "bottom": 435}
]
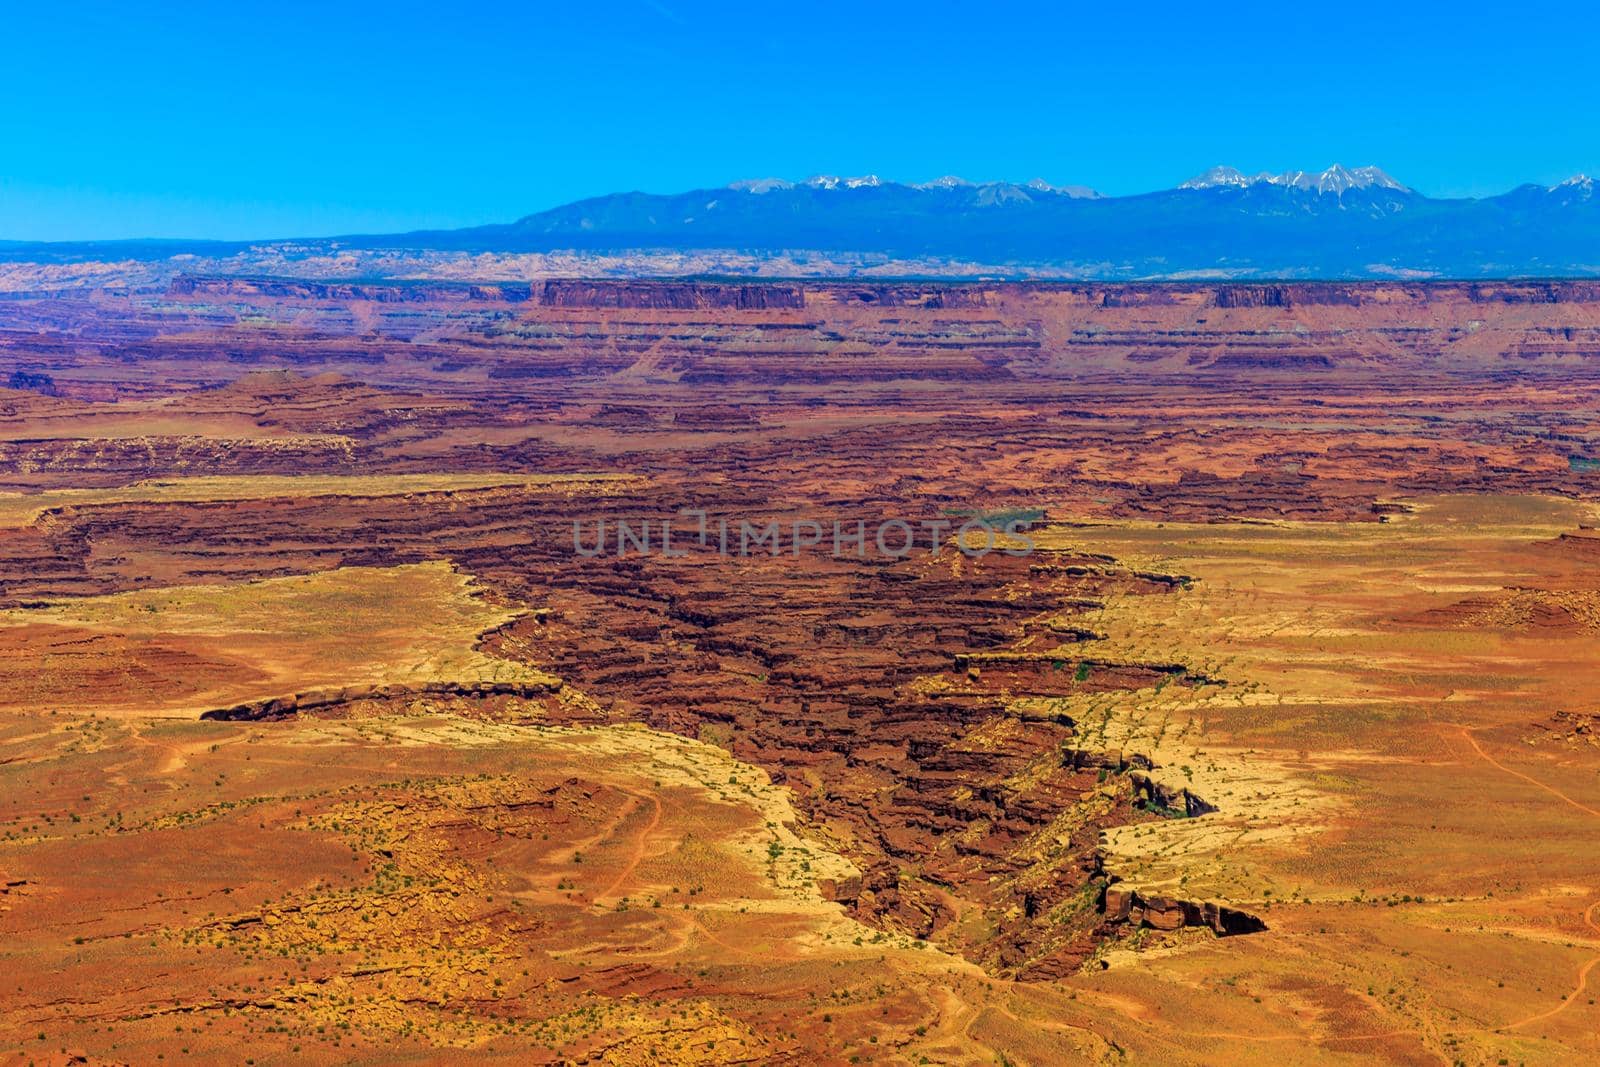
[{"left": 4, "top": 165, "right": 1599, "bottom": 280}]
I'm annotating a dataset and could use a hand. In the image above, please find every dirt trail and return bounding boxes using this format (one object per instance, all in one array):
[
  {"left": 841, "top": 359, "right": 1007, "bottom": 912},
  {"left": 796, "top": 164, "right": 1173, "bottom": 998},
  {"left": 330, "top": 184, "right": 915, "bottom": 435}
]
[
  {"left": 1499, "top": 901, "right": 1600, "bottom": 1032},
  {"left": 1450, "top": 724, "right": 1600, "bottom": 819},
  {"left": 594, "top": 792, "right": 663, "bottom": 904},
  {"left": 1444, "top": 725, "right": 1600, "bottom": 1034}
]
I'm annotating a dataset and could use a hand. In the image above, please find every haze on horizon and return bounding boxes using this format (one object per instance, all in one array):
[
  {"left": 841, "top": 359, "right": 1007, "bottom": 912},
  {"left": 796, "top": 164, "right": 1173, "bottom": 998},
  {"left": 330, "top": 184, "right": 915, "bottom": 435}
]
[{"left": 4, "top": 0, "right": 1599, "bottom": 242}]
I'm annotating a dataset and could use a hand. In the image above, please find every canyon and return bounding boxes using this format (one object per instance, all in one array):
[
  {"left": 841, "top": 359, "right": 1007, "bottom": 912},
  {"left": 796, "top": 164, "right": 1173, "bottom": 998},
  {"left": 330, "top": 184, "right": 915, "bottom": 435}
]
[{"left": 0, "top": 271, "right": 1599, "bottom": 1064}]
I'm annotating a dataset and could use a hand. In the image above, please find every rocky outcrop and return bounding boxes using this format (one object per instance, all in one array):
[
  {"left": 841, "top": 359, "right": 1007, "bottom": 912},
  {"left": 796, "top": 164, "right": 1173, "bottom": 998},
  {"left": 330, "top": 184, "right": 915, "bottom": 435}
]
[
  {"left": 539, "top": 279, "right": 804, "bottom": 310},
  {"left": 6, "top": 370, "right": 58, "bottom": 395},
  {"left": 1128, "top": 768, "right": 1218, "bottom": 817},
  {"left": 817, "top": 284, "right": 991, "bottom": 309},
  {"left": 1095, "top": 279, "right": 1600, "bottom": 309},
  {"left": 0, "top": 435, "right": 357, "bottom": 479},
  {"left": 199, "top": 679, "right": 562, "bottom": 721},
  {"left": 1102, "top": 884, "right": 1264, "bottom": 936},
  {"left": 170, "top": 274, "right": 532, "bottom": 302},
  {"left": 1465, "top": 281, "right": 1600, "bottom": 304},
  {"left": 815, "top": 873, "right": 864, "bottom": 904},
  {"left": 1215, "top": 285, "right": 1295, "bottom": 309}
]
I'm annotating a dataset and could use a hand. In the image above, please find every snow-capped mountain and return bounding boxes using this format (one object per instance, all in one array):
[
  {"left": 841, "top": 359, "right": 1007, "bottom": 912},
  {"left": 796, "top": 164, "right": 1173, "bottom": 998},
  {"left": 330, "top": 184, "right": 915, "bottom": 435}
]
[
  {"left": 8, "top": 166, "right": 1600, "bottom": 279},
  {"left": 1549, "top": 174, "right": 1595, "bottom": 202},
  {"left": 422, "top": 166, "right": 1596, "bottom": 277},
  {"left": 1180, "top": 164, "right": 1409, "bottom": 194},
  {"left": 801, "top": 175, "right": 882, "bottom": 190},
  {"left": 730, "top": 175, "right": 1102, "bottom": 198}
]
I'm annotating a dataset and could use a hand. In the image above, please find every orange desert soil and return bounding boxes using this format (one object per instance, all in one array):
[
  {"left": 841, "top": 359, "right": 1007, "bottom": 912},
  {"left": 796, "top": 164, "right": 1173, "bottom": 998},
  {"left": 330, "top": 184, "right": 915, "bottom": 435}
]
[{"left": 0, "top": 276, "right": 1599, "bottom": 1064}]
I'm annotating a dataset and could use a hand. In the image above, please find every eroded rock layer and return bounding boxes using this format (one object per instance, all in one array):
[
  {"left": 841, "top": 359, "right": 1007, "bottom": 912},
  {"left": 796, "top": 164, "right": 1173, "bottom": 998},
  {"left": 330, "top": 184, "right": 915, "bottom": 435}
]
[{"left": 4, "top": 275, "right": 1600, "bottom": 1062}]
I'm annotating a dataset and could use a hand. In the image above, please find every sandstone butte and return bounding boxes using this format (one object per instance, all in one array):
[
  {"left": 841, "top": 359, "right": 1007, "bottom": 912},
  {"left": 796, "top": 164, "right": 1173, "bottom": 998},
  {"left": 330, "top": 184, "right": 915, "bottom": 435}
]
[{"left": 0, "top": 273, "right": 1598, "bottom": 1064}]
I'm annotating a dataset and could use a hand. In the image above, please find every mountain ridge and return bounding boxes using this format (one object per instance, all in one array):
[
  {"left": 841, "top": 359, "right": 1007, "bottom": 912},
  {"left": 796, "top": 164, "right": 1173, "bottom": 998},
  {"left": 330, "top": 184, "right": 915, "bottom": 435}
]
[{"left": 3, "top": 165, "right": 1599, "bottom": 280}]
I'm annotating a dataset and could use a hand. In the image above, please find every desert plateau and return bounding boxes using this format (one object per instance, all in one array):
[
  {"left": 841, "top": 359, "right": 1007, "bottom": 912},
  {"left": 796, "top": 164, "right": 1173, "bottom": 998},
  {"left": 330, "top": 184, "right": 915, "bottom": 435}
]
[{"left": 0, "top": 272, "right": 1594, "bottom": 1064}]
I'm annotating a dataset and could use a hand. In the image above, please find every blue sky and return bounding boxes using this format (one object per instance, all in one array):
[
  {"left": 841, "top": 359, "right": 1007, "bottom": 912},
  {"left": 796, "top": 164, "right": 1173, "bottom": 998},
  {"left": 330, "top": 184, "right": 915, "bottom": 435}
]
[{"left": 3, "top": 1, "right": 1597, "bottom": 240}]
